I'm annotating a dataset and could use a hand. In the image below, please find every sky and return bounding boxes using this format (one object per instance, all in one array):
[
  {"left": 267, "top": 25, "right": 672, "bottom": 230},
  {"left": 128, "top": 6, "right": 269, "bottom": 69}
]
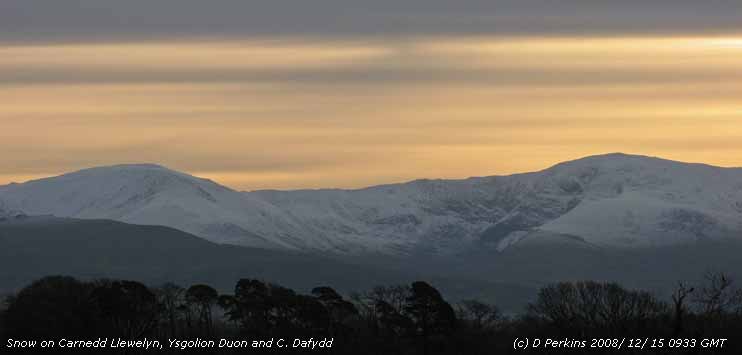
[{"left": 2, "top": 1, "right": 742, "bottom": 190}]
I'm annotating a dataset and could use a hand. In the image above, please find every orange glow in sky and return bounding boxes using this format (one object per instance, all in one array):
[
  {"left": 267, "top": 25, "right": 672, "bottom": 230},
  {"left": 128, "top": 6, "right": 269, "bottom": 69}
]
[{"left": 2, "top": 36, "right": 742, "bottom": 189}]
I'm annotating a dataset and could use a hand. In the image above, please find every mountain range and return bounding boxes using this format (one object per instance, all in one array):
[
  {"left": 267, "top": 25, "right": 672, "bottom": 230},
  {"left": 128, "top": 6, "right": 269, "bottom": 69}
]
[
  {"left": 3, "top": 153, "right": 742, "bottom": 309},
  {"left": 1, "top": 153, "right": 741, "bottom": 255}
]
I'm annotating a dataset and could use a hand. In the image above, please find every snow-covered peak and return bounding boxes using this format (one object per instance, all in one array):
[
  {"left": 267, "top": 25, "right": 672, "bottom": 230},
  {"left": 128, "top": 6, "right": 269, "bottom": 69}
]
[
  {"left": 544, "top": 153, "right": 736, "bottom": 179},
  {"left": 1, "top": 154, "right": 741, "bottom": 254},
  {"left": 0, "top": 163, "right": 307, "bottom": 249},
  {"left": 0, "top": 163, "right": 232, "bottom": 218},
  {"left": 522, "top": 154, "right": 742, "bottom": 248},
  {"left": 536, "top": 153, "right": 740, "bottom": 202}
]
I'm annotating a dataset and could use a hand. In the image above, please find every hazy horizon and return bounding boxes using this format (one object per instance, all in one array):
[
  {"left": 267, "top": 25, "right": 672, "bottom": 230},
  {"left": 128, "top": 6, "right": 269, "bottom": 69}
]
[{"left": 3, "top": 152, "right": 742, "bottom": 193}]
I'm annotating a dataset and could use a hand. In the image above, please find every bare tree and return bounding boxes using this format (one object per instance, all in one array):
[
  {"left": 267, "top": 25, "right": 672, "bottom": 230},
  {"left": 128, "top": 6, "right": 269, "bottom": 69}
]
[
  {"left": 457, "top": 300, "right": 502, "bottom": 331},
  {"left": 528, "top": 281, "right": 667, "bottom": 335},
  {"left": 352, "top": 286, "right": 408, "bottom": 324},
  {"left": 368, "top": 285, "right": 409, "bottom": 314},
  {"left": 186, "top": 284, "right": 218, "bottom": 336},
  {"left": 671, "top": 282, "right": 694, "bottom": 336},
  {"left": 155, "top": 283, "right": 185, "bottom": 338},
  {"left": 693, "top": 271, "right": 736, "bottom": 317}
]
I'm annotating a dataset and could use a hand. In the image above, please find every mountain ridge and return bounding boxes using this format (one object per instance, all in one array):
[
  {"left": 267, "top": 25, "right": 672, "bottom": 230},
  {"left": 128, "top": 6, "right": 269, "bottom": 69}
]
[{"left": 2, "top": 153, "right": 742, "bottom": 254}]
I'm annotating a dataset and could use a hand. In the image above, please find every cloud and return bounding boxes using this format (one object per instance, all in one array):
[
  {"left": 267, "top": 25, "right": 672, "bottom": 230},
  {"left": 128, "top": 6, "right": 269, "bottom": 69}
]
[
  {"left": 3, "top": 36, "right": 742, "bottom": 87},
  {"left": 2, "top": 1, "right": 742, "bottom": 43},
  {"left": 2, "top": 34, "right": 742, "bottom": 189}
]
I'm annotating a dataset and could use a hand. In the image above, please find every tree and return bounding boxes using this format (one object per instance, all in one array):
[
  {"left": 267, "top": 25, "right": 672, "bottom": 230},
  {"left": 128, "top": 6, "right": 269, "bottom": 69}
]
[
  {"left": 457, "top": 300, "right": 501, "bottom": 331},
  {"left": 217, "top": 294, "right": 238, "bottom": 328},
  {"left": 227, "top": 279, "right": 271, "bottom": 335},
  {"left": 269, "top": 284, "right": 302, "bottom": 332},
  {"left": 404, "top": 281, "right": 456, "bottom": 355},
  {"left": 155, "top": 283, "right": 185, "bottom": 338},
  {"left": 290, "top": 294, "right": 330, "bottom": 335},
  {"left": 91, "top": 280, "right": 160, "bottom": 338},
  {"left": 528, "top": 281, "right": 667, "bottom": 336},
  {"left": 352, "top": 285, "right": 410, "bottom": 335},
  {"left": 370, "top": 285, "right": 409, "bottom": 314},
  {"left": 671, "top": 282, "right": 694, "bottom": 336},
  {"left": 376, "top": 299, "right": 413, "bottom": 337},
  {"left": 528, "top": 282, "right": 581, "bottom": 328},
  {"left": 186, "top": 284, "right": 218, "bottom": 335},
  {"left": 3, "top": 276, "right": 95, "bottom": 338},
  {"left": 694, "top": 271, "right": 737, "bottom": 317},
  {"left": 312, "top": 286, "right": 358, "bottom": 333}
]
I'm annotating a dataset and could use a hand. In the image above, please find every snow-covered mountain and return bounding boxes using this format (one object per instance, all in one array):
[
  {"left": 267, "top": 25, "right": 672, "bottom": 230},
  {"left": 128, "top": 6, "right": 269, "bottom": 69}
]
[
  {"left": 1, "top": 154, "right": 742, "bottom": 254},
  {"left": 250, "top": 153, "right": 742, "bottom": 253},
  {"left": 0, "top": 164, "right": 309, "bottom": 250}
]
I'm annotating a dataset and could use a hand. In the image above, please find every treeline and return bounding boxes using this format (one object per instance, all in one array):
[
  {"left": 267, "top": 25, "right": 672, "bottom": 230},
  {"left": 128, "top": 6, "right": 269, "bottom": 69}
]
[{"left": 1, "top": 272, "right": 742, "bottom": 354}]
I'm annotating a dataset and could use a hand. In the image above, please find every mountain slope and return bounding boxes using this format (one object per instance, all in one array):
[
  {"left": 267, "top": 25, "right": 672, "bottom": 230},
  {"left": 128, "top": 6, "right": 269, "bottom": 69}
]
[
  {"left": 523, "top": 154, "right": 742, "bottom": 247},
  {"left": 0, "top": 200, "right": 24, "bottom": 219},
  {"left": 0, "top": 164, "right": 307, "bottom": 250},
  {"left": 2, "top": 154, "right": 742, "bottom": 254},
  {"left": 250, "top": 153, "right": 742, "bottom": 252},
  {"left": 0, "top": 215, "right": 534, "bottom": 310}
]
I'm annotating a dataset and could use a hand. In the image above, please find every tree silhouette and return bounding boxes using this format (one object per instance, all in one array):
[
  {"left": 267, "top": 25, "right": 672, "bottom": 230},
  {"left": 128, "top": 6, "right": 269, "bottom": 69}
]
[
  {"left": 404, "top": 281, "right": 456, "bottom": 355},
  {"left": 3, "top": 276, "right": 95, "bottom": 338},
  {"left": 457, "top": 300, "right": 501, "bottom": 331},
  {"left": 312, "top": 286, "right": 358, "bottom": 333},
  {"left": 155, "top": 283, "right": 185, "bottom": 338},
  {"left": 375, "top": 299, "right": 413, "bottom": 336},
  {"left": 671, "top": 282, "right": 694, "bottom": 336},
  {"left": 91, "top": 280, "right": 159, "bottom": 338},
  {"left": 228, "top": 279, "right": 271, "bottom": 335},
  {"left": 3, "top": 275, "right": 742, "bottom": 355},
  {"left": 528, "top": 281, "right": 668, "bottom": 336},
  {"left": 694, "top": 271, "right": 736, "bottom": 317},
  {"left": 185, "top": 284, "right": 218, "bottom": 336}
]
